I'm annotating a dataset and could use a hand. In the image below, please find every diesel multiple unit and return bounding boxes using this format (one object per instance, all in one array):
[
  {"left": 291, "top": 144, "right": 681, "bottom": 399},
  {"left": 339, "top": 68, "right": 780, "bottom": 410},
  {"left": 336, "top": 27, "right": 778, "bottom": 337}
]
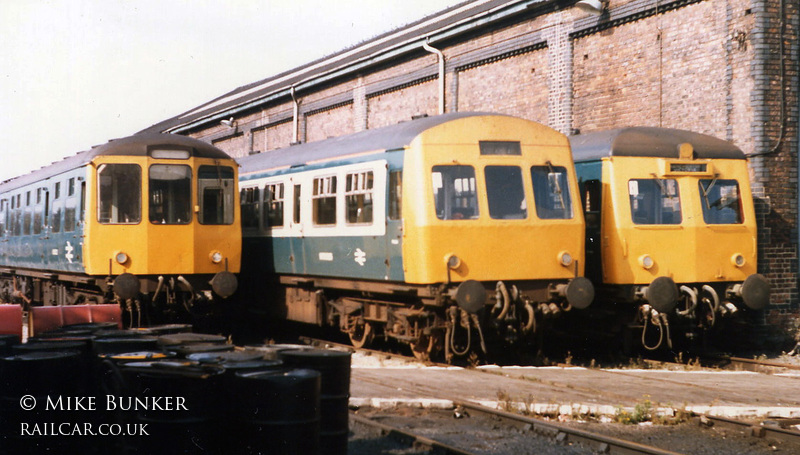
[
  {"left": 0, "top": 134, "right": 240, "bottom": 323},
  {"left": 570, "top": 127, "right": 769, "bottom": 351},
  {"left": 237, "top": 113, "right": 593, "bottom": 361}
]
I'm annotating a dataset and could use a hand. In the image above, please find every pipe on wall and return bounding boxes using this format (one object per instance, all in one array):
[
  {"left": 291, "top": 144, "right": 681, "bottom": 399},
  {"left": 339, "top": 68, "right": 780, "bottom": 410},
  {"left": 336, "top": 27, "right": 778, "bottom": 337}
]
[
  {"left": 423, "top": 39, "right": 446, "bottom": 115},
  {"left": 290, "top": 85, "right": 300, "bottom": 144}
]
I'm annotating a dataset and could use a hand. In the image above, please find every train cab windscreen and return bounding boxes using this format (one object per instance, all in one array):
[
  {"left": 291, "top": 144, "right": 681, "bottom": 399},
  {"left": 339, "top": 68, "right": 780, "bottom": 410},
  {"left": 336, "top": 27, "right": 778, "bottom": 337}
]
[
  {"left": 98, "top": 164, "right": 142, "bottom": 224},
  {"left": 485, "top": 166, "right": 527, "bottom": 219},
  {"left": 628, "top": 178, "right": 682, "bottom": 225},
  {"left": 149, "top": 165, "right": 192, "bottom": 224},
  {"left": 699, "top": 179, "right": 743, "bottom": 224},
  {"left": 531, "top": 166, "right": 573, "bottom": 219},
  {"left": 432, "top": 165, "right": 479, "bottom": 220},
  {"left": 198, "top": 165, "right": 235, "bottom": 225}
]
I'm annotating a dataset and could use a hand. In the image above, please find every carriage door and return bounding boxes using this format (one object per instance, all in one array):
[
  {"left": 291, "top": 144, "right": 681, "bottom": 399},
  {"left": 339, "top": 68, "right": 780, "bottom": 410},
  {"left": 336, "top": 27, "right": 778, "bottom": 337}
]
[
  {"left": 288, "top": 180, "right": 306, "bottom": 275},
  {"left": 43, "top": 189, "right": 50, "bottom": 266},
  {"left": 384, "top": 151, "right": 404, "bottom": 281},
  {"left": 581, "top": 179, "right": 603, "bottom": 284}
]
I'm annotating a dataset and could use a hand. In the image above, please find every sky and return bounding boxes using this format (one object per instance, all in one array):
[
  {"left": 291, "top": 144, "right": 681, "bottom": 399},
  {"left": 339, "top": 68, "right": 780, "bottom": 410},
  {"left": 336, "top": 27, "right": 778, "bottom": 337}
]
[{"left": 0, "top": 0, "right": 464, "bottom": 182}]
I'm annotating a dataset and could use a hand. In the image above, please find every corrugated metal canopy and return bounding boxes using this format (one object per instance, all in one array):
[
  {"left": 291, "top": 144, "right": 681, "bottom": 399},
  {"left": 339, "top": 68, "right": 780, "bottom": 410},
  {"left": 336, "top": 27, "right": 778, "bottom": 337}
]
[
  {"left": 0, "top": 133, "right": 230, "bottom": 193},
  {"left": 569, "top": 127, "right": 746, "bottom": 162},
  {"left": 138, "top": 0, "right": 555, "bottom": 135},
  {"left": 238, "top": 112, "right": 493, "bottom": 176}
]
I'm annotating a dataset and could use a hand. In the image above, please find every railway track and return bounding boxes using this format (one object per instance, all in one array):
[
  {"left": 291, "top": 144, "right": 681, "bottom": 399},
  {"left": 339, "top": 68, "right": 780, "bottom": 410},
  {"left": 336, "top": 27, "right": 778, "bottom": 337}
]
[
  {"left": 698, "top": 414, "right": 800, "bottom": 444},
  {"left": 305, "top": 337, "right": 800, "bottom": 453},
  {"left": 707, "top": 355, "right": 800, "bottom": 375},
  {"left": 351, "top": 403, "right": 682, "bottom": 455}
]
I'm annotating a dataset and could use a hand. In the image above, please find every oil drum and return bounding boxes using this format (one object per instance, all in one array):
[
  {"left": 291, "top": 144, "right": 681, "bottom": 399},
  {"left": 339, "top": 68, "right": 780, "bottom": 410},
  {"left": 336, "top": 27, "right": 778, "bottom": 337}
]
[
  {"left": 232, "top": 368, "right": 321, "bottom": 455},
  {"left": 279, "top": 349, "right": 352, "bottom": 455},
  {"left": 12, "top": 337, "right": 93, "bottom": 395},
  {"left": 0, "top": 351, "right": 88, "bottom": 454},
  {"left": 172, "top": 342, "right": 234, "bottom": 357},
  {"left": 56, "top": 322, "right": 120, "bottom": 333},
  {"left": 117, "top": 360, "right": 225, "bottom": 454},
  {"left": 156, "top": 332, "right": 226, "bottom": 347},
  {"left": 92, "top": 336, "right": 159, "bottom": 356},
  {"left": 0, "top": 334, "right": 19, "bottom": 356},
  {"left": 96, "top": 351, "right": 176, "bottom": 396},
  {"left": 93, "top": 328, "right": 155, "bottom": 338},
  {"left": 145, "top": 324, "right": 193, "bottom": 335}
]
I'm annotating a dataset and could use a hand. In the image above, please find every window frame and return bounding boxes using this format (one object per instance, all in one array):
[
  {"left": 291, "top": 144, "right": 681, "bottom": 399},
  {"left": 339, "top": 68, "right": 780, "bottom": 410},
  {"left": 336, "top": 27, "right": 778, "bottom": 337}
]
[
  {"left": 263, "top": 182, "right": 285, "bottom": 229},
  {"left": 97, "top": 163, "right": 142, "bottom": 225},
  {"left": 530, "top": 165, "right": 574, "bottom": 220},
  {"left": 312, "top": 174, "right": 338, "bottom": 227},
  {"left": 698, "top": 178, "right": 744, "bottom": 225},
  {"left": 485, "top": 165, "right": 527, "bottom": 220},
  {"left": 627, "top": 178, "right": 682, "bottom": 225},
  {"left": 431, "top": 164, "right": 480, "bottom": 221},
  {"left": 345, "top": 170, "right": 374, "bottom": 225}
]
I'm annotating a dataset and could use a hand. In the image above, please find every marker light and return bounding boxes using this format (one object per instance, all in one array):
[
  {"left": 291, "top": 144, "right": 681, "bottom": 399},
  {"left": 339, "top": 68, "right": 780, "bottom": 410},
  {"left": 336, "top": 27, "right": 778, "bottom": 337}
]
[
  {"left": 210, "top": 251, "right": 223, "bottom": 264},
  {"left": 558, "top": 251, "right": 573, "bottom": 267},
  {"left": 731, "top": 253, "right": 745, "bottom": 268},
  {"left": 639, "top": 254, "right": 654, "bottom": 270},
  {"left": 115, "top": 252, "right": 129, "bottom": 265},
  {"left": 446, "top": 254, "right": 462, "bottom": 270}
]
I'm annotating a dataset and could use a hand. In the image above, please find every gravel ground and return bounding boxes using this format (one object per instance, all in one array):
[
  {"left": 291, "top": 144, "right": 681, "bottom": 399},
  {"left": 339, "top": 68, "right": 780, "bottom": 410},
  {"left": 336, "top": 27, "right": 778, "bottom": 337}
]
[{"left": 347, "top": 405, "right": 800, "bottom": 455}]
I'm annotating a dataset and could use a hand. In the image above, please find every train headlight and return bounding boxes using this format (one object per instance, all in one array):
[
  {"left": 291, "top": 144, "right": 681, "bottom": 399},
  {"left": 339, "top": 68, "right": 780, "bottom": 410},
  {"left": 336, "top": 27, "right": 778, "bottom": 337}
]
[
  {"left": 210, "top": 251, "right": 223, "bottom": 264},
  {"left": 445, "top": 254, "right": 462, "bottom": 270},
  {"left": 731, "top": 253, "right": 745, "bottom": 268},
  {"left": 115, "top": 251, "right": 129, "bottom": 265},
  {"left": 558, "top": 251, "right": 573, "bottom": 267},
  {"left": 638, "top": 254, "right": 654, "bottom": 270}
]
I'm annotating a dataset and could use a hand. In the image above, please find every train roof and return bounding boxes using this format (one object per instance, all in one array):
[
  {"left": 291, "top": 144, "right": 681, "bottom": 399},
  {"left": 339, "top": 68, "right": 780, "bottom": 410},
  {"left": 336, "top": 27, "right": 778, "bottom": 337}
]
[
  {"left": 238, "top": 112, "right": 498, "bottom": 175},
  {"left": 0, "top": 133, "right": 230, "bottom": 193},
  {"left": 569, "top": 127, "right": 746, "bottom": 162}
]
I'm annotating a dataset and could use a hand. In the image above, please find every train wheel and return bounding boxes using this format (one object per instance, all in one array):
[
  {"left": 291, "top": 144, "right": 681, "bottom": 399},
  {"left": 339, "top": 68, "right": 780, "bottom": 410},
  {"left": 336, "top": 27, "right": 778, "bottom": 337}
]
[
  {"left": 410, "top": 333, "right": 441, "bottom": 362},
  {"left": 348, "top": 320, "right": 374, "bottom": 349}
]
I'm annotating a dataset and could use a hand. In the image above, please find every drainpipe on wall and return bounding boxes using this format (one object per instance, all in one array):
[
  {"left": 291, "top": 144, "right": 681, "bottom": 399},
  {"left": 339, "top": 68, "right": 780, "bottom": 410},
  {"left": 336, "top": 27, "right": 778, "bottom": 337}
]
[
  {"left": 290, "top": 85, "right": 300, "bottom": 144},
  {"left": 423, "top": 39, "right": 445, "bottom": 115}
]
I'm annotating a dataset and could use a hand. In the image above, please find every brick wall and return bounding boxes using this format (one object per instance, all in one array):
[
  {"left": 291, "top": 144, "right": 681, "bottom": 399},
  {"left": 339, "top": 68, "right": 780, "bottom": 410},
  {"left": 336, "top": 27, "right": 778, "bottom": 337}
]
[{"left": 182, "top": 0, "right": 798, "bottom": 342}]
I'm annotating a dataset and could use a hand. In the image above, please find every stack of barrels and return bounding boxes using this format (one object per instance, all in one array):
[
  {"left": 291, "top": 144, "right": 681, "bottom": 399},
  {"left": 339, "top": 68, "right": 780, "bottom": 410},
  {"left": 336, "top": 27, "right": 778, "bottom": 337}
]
[{"left": 0, "top": 322, "right": 351, "bottom": 455}]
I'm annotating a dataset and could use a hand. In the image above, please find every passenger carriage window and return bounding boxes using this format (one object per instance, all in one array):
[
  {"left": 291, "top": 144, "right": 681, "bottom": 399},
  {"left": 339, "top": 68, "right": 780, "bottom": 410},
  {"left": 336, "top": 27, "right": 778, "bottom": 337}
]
[
  {"left": 33, "top": 193, "right": 43, "bottom": 235},
  {"left": 79, "top": 181, "right": 85, "bottom": 226},
  {"left": 313, "top": 176, "right": 337, "bottom": 226},
  {"left": 485, "top": 166, "right": 526, "bottom": 219},
  {"left": 52, "top": 200, "right": 62, "bottom": 233},
  {"left": 0, "top": 199, "right": 6, "bottom": 235},
  {"left": 98, "top": 164, "right": 141, "bottom": 224},
  {"left": 65, "top": 197, "right": 76, "bottom": 232},
  {"left": 345, "top": 171, "right": 373, "bottom": 224},
  {"left": 699, "top": 179, "right": 743, "bottom": 224},
  {"left": 240, "top": 187, "right": 260, "bottom": 228},
  {"left": 198, "top": 165, "right": 234, "bottom": 225},
  {"left": 55, "top": 182, "right": 61, "bottom": 200},
  {"left": 531, "top": 165, "right": 573, "bottom": 219},
  {"left": 628, "top": 179, "right": 682, "bottom": 225},
  {"left": 264, "top": 183, "right": 285, "bottom": 228},
  {"left": 23, "top": 205, "right": 31, "bottom": 235},
  {"left": 12, "top": 207, "right": 21, "bottom": 236},
  {"left": 293, "top": 184, "right": 302, "bottom": 224},
  {"left": 432, "top": 165, "right": 478, "bottom": 220},
  {"left": 68, "top": 178, "right": 75, "bottom": 196},
  {"left": 388, "top": 171, "right": 402, "bottom": 221},
  {"left": 149, "top": 164, "right": 191, "bottom": 225}
]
